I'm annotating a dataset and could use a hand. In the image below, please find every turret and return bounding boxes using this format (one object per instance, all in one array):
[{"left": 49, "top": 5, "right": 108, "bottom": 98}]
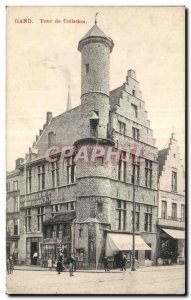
[{"left": 77, "top": 19, "right": 114, "bottom": 141}]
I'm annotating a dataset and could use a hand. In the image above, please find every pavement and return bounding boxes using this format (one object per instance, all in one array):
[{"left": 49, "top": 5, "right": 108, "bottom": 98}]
[
  {"left": 13, "top": 263, "right": 184, "bottom": 273},
  {"left": 6, "top": 264, "right": 185, "bottom": 295}
]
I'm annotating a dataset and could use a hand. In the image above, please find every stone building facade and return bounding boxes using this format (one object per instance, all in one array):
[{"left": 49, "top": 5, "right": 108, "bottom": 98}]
[
  {"left": 7, "top": 22, "right": 159, "bottom": 268},
  {"left": 157, "top": 134, "right": 185, "bottom": 264},
  {"left": 6, "top": 159, "right": 22, "bottom": 263}
]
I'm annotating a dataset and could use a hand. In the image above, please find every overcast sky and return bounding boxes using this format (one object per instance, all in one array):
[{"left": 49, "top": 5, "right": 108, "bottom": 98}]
[{"left": 7, "top": 6, "right": 185, "bottom": 171}]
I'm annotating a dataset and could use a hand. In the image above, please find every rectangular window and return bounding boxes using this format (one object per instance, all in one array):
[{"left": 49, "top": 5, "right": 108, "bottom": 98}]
[
  {"left": 97, "top": 202, "right": 103, "bottom": 213},
  {"left": 131, "top": 155, "right": 140, "bottom": 185},
  {"left": 145, "top": 243, "right": 152, "bottom": 260},
  {"left": 14, "top": 220, "right": 19, "bottom": 235},
  {"left": 86, "top": 63, "right": 89, "bottom": 73},
  {"left": 67, "top": 156, "right": 76, "bottom": 184},
  {"left": 132, "top": 127, "right": 140, "bottom": 141},
  {"left": 70, "top": 202, "right": 75, "bottom": 211},
  {"left": 118, "top": 153, "right": 126, "bottom": 182},
  {"left": 52, "top": 204, "right": 60, "bottom": 216},
  {"left": 181, "top": 204, "right": 185, "bottom": 221},
  {"left": 145, "top": 159, "right": 152, "bottom": 188},
  {"left": 131, "top": 204, "right": 140, "bottom": 231},
  {"left": 118, "top": 121, "right": 126, "bottom": 135},
  {"left": 135, "top": 212, "right": 140, "bottom": 231},
  {"left": 26, "top": 168, "right": 32, "bottom": 193},
  {"left": 132, "top": 89, "right": 136, "bottom": 96},
  {"left": 66, "top": 202, "right": 76, "bottom": 211},
  {"left": 37, "top": 207, "right": 45, "bottom": 232},
  {"left": 172, "top": 203, "right": 177, "bottom": 220},
  {"left": 14, "top": 196, "right": 20, "bottom": 212},
  {"left": 25, "top": 208, "right": 31, "bottom": 232},
  {"left": 6, "top": 182, "right": 10, "bottom": 192},
  {"left": 90, "top": 118, "right": 99, "bottom": 138},
  {"left": 131, "top": 104, "right": 138, "bottom": 118},
  {"left": 38, "top": 165, "right": 45, "bottom": 191},
  {"left": 51, "top": 162, "right": 59, "bottom": 188},
  {"left": 13, "top": 180, "right": 18, "bottom": 191},
  {"left": 116, "top": 200, "right": 126, "bottom": 230},
  {"left": 161, "top": 200, "right": 167, "bottom": 219},
  {"left": 172, "top": 171, "right": 177, "bottom": 192},
  {"left": 144, "top": 206, "right": 152, "bottom": 232}
]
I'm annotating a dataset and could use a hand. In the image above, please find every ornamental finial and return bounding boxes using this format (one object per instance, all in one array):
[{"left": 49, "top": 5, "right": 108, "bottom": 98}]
[{"left": 95, "top": 12, "right": 99, "bottom": 25}]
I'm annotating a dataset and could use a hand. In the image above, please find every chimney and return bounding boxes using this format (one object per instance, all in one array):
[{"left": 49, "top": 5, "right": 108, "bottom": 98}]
[
  {"left": 15, "top": 158, "right": 24, "bottom": 169},
  {"left": 46, "top": 112, "right": 52, "bottom": 125},
  {"left": 39, "top": 129, "right": 43, "bottom": 136},
  {"left": 66, "top": 85, "right": 72, "bottom": 111},
  {"left": 128, "top": 69, "right": 136, "bottom": 79}
]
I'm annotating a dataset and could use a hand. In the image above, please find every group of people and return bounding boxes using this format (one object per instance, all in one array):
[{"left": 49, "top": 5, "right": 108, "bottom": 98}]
[
  {"left": 6, "top": 256, "right": 14, "bottom": 274},
  {"left": 54, "top": 252, "right": 77, "bottom": 276},
  {"left": 103, "top": 253, "right": 127, "bottom": 272}
]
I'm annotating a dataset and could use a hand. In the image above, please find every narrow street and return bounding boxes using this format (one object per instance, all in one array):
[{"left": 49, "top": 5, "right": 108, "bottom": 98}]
[{"left": 6, "top": 265, "right": 185, "bottom": 295}]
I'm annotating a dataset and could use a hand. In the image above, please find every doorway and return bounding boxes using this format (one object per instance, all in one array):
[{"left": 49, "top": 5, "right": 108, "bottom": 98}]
[{"left": 31, "top": 242, "right": 38, "bottom": 265}]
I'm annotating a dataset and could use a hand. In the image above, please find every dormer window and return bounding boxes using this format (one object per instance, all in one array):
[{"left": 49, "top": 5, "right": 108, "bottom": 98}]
[{"left": 90, "top": 111, "right": 99, "bottom": 138}]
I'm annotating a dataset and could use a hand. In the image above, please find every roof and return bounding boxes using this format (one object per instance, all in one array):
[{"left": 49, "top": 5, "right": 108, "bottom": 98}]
[
  {"left": 78, "top": 24, "right": 114, "bottom": 52},
  {"left": 6, "top": 169, "right": 20, "bottom": 179},
  {"left": 43, "top": 211, "right": 76, "bottom": 226},
  {"left": 158, "top": 148, "right": 168, "bottom": 177},
  {"left": 33, "top": 105, "right": 81, "bottom": 159},
  {"left": 80, "top": 24, "right": 108, "bottom": 41}
]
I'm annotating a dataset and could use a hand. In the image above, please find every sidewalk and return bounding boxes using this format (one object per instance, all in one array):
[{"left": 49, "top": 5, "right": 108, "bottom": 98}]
[{"left": 14, "top": 264, "right": 184, "bottom": 273}]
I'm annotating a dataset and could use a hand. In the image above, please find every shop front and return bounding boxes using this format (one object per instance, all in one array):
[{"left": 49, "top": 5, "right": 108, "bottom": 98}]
[
  {"left": 105, "top": 232, "right": 152, "bottom": 269},
  {"left": 41, "top": 211, "right": 76, "bottom": 267},
  {"left": 159, "top": 228, "right": 185, "bottom": 265},
  {"left": 26, "top": 237, "right": 43, "bottom": 265}
]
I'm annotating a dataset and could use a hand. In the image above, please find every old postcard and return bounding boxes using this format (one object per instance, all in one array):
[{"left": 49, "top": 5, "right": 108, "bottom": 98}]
[{"left": 6, "top": 6, "right": 185, "bottom": 295}]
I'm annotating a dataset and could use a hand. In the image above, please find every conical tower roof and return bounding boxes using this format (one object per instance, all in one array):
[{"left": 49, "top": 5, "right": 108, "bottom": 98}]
[
  {"left": 78, "top": 23, "right": 114, "bottom": 52},
  {"left": 80, "top": 24, "right": 108, "bottom": 40}
]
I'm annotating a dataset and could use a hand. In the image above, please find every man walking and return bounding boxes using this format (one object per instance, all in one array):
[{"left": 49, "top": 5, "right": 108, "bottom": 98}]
[
  {"left": 103, "top": 256, "right": 110, "bottom": 272},
  {"left": 121, "top": 253, "right": 127, "bottom": 271}
]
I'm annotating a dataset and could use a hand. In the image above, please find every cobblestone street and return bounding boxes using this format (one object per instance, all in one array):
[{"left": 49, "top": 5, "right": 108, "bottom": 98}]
[{"left": 6, "top": 265, "right": 185, "bottom": 295}]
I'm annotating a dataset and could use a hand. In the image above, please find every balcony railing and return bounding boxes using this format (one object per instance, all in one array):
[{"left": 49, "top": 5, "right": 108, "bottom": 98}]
[{"left": 158, "top": 217, "right": 185, "bottom": 229}]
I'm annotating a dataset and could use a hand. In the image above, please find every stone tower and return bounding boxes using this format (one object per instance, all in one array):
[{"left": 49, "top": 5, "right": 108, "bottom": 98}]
[
  {"left": 73, "top": 22, "right": 115, "bottom": 268},
  {"left": 77, "top": 21, "right": 114, "bottom": 140}
]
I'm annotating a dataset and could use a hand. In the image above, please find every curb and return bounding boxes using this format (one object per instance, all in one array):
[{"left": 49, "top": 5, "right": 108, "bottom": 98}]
[{"left": 13, "top": 265, "right": 185, "bottom": 273}]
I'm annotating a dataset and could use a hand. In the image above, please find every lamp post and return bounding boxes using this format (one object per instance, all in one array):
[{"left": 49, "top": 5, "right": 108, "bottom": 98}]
[{"left": 131, "top": 162, "right": 136, "bottom": 271}]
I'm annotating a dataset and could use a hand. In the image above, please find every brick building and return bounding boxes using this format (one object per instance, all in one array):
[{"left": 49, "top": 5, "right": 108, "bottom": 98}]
[
  {"left": 6, "top": 159, "right": 22, "bottom": 263},
  {"left": 8, "top": 22, "right": 159, "bottom": 268},
  {"left": 157, "top": 133, "right": 185, "bottom": 264}
]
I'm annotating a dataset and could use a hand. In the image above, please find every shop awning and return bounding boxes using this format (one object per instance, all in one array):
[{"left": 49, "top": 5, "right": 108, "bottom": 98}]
[
  {"left": 161, "top": 228, "right": 185, "bottom": 240},
  {"left": 106, "top": 233, "right": 151, "bottom": 257}
]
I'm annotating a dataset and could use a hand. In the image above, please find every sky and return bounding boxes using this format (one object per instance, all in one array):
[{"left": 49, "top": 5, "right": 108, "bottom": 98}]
[{"left": 6, "top": 6, "right": 185, "bottom": 171}]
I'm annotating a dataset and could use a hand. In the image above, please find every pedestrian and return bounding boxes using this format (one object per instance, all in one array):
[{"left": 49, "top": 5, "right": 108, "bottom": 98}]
[
  {"left": 48, "top": 258, "right": 52, "bottom": 270},
  {"left": 73, "top": 254, "right": 77, "bottom": 272},
  {"left": 121, "top": 253, "right": 127, "bottom": 271},
  {"left": 33, "top": 252, "right": 38, "bottom": 265},
  {"left": 6, "top": 258, "right": 10, "bottom": 274},
  {"left": 9, "top": 256, "right": 14, "bottom": 274},
  {"left": 68, "top": 255, "right": 75, "bottom": 276},
  {"left": 56, "top": 259, "right": 62, "bottom": 275},
  {"left": 103, "top": 256, "right": 110, "bottom": 272}
]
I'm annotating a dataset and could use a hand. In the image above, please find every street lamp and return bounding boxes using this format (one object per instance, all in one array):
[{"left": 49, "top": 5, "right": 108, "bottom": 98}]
[{"left": 131, "top": 160, "right": 136, "bottom": 271}]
